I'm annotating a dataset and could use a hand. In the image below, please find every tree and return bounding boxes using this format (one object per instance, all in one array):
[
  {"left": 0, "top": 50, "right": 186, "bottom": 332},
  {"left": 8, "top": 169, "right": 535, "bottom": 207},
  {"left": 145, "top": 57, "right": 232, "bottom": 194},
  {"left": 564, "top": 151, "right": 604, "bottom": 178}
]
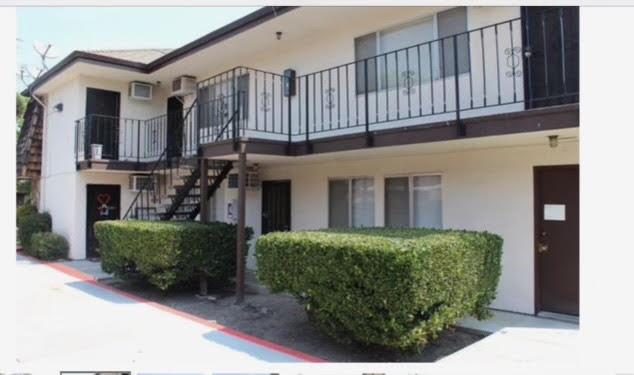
[{"left": 16, "top": 93, "right": 28, "bottom": 138}]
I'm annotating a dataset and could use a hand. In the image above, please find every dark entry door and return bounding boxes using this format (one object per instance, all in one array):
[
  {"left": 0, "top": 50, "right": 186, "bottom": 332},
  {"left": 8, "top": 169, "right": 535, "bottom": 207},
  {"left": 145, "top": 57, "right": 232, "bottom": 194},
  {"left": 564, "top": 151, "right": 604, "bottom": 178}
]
[
  {"left": 262, "top": 180, "right": 291, "bottom": 234},
  {"left": 85, "top": 88, "right": 121, "bottom": 160},
  {"left": 86, "top": 184, "right": 120, "bottom": 258},
  {"left": 534, "top": 165, "right": 579, "bottom": 316},
  {"left": 167, "top": 96, "right": 184, "bottom": 158},
  {"left": 522, "top": 7, "right": 579, "bottom": 109}
]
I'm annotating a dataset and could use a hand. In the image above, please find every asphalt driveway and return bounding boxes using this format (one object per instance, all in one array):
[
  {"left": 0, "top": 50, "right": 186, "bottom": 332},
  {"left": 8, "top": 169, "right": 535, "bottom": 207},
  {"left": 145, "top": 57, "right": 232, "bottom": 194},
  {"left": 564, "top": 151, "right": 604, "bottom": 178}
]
[{"left": 15, "top": 254, "right": 320, "bottom": 372}]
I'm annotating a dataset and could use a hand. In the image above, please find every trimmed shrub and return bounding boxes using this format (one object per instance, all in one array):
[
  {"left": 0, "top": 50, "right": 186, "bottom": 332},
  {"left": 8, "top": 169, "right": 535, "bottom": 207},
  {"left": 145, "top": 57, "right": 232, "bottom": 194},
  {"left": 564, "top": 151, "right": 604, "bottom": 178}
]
[
  {"left": 31, "top": 232, "right": 69, "bottom": 260},
  {"left": 256, "top": 227, "right": 502, "bottom": 350},
  {"left": 16, "top": 204, "right": 37, "bottom": 226},
  {"left": 18, "top": 212, "right": 52, "bottom": 254},
  {"left": 94, "top": 220, "right": 253, "bottom": 291}
]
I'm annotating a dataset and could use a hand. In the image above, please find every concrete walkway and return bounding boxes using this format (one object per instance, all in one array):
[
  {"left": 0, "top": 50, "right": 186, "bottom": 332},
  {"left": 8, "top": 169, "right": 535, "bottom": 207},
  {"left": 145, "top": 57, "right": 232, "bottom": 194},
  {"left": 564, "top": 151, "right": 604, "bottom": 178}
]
[
  {"left": 446, "top": 310, "right": 580, "bottom": 367},
  {"left": 15, "top": 255, "right": 320, "bottom": 372}
]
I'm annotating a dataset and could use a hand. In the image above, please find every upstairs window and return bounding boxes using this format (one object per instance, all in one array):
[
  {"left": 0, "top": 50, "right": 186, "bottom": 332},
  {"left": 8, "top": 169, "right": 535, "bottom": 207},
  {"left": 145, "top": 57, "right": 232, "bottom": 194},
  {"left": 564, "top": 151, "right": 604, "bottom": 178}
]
[{"left": 354, "top": 7, "right": 469, "bottom": 93}]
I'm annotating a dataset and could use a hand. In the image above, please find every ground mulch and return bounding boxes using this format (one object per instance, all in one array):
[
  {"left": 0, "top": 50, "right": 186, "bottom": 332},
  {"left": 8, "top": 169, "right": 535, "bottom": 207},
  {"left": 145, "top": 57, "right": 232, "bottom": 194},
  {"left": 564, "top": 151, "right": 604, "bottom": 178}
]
[{"left": 102, "top": 271, "right": 487, "bottom": 362}]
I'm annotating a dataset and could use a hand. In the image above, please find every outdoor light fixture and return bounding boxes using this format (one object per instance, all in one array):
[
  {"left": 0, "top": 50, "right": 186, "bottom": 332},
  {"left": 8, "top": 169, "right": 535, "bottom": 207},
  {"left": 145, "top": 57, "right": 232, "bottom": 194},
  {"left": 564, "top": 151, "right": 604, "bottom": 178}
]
[
  {"left": 53, "top": 102, "right": 63, "bottom": 112},
  {"left": 276, "top": 31, "right": 283, "bottom": 40},
  {"left": 548, "top": 135, "right": 559, "bottom": 148}
]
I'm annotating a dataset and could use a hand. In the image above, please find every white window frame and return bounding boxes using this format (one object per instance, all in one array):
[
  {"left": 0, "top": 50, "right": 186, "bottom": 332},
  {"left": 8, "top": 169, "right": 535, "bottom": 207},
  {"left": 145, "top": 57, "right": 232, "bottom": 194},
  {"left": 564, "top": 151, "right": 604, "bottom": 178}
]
[
  {"left": 384, "top": 173, "right": 443, "bottom": 228},
  {"left": 328, "top": 176, "right": 375, "bottom": 228},
  {"left": 354, "top": 7, "right": 469, "bottom": 88}
]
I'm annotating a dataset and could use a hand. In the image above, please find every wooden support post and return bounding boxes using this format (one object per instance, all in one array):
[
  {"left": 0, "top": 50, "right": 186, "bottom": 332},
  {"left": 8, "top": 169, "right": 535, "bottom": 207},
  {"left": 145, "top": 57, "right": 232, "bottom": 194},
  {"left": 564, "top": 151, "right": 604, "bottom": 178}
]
[
  {"left": 199, "top": 157, "right": 209, "bottom": 296},
  {"left": 200, "top": 158, "right": 209, "bottom": 223},
  {"left": 235, "top": 142, "right": 247, "bottom": 304}
]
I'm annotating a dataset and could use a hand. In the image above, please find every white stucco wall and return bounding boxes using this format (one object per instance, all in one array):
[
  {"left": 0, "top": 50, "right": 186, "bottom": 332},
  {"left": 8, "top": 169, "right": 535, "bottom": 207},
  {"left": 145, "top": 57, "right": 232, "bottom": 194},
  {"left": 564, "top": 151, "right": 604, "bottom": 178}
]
[
  {"left": 40, "top": 74, "right": 171, "bottom": 258},
  {"left": 40, "top": 79, "right": 81, "bottom": 250},
  {"left": 70, "top": 172, "right": 137, "bottom": 259},
  {"left": 233, "top": 138, "right": 578, "bottom": 314},
  {"left": 194, "top": 6, "right": 524, "bottom": 142}
]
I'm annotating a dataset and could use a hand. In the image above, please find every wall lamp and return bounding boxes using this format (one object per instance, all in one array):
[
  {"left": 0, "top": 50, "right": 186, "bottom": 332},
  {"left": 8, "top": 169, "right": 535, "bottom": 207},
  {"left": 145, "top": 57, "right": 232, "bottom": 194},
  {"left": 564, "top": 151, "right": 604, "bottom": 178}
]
[
  {"left": 548, "top": 135, "right": 559, "bottom": 148},
  {"left": 53, "top": 103, "right": 63, "bottom": 112}
]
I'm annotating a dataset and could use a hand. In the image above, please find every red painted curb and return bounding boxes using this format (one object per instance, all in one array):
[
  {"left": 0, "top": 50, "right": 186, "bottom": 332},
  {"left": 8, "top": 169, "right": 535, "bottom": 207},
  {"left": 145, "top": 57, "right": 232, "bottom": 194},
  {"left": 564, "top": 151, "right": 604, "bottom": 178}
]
[{"left": 18, "top": 254, "right": 325, "bottom": 363}]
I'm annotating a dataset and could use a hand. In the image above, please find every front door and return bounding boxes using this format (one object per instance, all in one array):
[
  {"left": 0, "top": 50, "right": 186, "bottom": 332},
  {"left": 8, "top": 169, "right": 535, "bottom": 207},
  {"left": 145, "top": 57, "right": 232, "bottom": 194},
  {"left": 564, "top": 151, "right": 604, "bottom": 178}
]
[
  {"left": 167, "top": 96, "right": 184, "bottom": 158},
  {"left": 86, "top": 184, "right": 121, "bottom": 258},
  {"left": 85, "top": 88, "right": 121, "bottom": 160},
  {"left": 522, "top": 6, "right": 579, "bottom": 109},
  {"left": 534, "top": 165, "right": 579, "bottom": 316},
  {"left": 261, "top": 180, "right": 291, "bottom": 234}
]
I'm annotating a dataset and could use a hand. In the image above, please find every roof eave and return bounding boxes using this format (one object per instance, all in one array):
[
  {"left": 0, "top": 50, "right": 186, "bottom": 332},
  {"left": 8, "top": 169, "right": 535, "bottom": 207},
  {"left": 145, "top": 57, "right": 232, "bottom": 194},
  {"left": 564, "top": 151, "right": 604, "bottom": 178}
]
[{"left": 22, "top": 6, "right": 299, "bottom": 96}]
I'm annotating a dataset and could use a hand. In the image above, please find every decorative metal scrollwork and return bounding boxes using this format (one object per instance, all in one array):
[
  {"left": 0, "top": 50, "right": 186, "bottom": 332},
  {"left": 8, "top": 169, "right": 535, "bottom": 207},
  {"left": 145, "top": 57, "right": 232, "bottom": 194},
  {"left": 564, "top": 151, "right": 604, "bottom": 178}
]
[
  {"left": 505, "top": 47, "right": 522, "bottom": 77},
  {"left": 324, "top": 88, "right": 336, "bottom": 109},
  {"left": 259, "top": 92, "right": 271, "bottom": 112},
  {"left": 216, "top": 93, "right": 229, "bottom": 117},
  {"left": 401, "top": 70, "right": 416, "bottom": 95}
]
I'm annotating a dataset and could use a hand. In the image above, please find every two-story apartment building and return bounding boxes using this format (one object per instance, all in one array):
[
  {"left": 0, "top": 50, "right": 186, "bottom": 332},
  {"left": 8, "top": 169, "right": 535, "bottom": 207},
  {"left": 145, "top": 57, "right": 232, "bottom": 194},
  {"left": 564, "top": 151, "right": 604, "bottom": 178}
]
[{"left": 24, "top": 6, "right": 579, "bottom": 317}]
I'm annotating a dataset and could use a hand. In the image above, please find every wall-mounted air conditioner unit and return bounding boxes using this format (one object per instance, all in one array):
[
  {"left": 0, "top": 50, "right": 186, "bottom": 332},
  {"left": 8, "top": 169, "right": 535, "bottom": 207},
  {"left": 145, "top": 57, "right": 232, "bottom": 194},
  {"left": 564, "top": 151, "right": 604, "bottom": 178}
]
[
  {"left": 171, "top": 76, "right": 196, "bottom": 97},
  {"left": 129, "top": 81, "right": 153, "bottom": 101},
  {"left": 129, "top": 174, "right": 157, "bottom": 192}
]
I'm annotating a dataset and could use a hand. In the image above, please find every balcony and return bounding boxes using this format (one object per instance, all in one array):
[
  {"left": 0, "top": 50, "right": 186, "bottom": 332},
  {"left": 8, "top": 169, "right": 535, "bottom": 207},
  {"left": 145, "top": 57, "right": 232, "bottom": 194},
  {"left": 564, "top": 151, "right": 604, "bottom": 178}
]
[{"left": 75, "top": 13, "right": 579, "bottom": 166}]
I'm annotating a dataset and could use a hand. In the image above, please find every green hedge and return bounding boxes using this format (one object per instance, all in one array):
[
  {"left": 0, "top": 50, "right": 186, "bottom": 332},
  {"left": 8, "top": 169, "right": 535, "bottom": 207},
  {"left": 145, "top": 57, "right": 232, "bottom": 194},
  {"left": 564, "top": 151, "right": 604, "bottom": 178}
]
[
  {"left": 256, "top": 227, "right": 502, "bottom": 350},
  {"left": 18, "top": 212, "right": 52, "bottom": 253},
  {"left": 94, "top": 220, "right": 253, "bottom": 291},
  {"left": 31, "top": 232, "right": 69, "bottom": 260},
  {"left": 17, "top": 204, "right": 37, "bottom": 226}
]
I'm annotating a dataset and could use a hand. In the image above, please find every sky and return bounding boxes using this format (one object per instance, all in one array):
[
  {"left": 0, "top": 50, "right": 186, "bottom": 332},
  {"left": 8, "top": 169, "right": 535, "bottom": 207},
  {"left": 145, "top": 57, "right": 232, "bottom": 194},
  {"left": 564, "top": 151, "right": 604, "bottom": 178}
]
[{"left": 16, "top": 6, "right": 259, "bottom": 90}]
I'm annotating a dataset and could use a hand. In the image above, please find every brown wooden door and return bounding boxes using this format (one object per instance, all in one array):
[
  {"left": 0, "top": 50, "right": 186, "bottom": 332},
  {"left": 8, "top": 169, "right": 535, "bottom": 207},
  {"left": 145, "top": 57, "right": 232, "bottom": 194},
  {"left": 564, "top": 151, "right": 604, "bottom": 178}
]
[
  {"left": 534, "top": 165, "right": 579, "bottom": 316},
  {"left": 262, "top": 180, "right": 291, "bottom": 234},
  {"left": 86, "top": 184, "right": 120, "bottom": 258}
]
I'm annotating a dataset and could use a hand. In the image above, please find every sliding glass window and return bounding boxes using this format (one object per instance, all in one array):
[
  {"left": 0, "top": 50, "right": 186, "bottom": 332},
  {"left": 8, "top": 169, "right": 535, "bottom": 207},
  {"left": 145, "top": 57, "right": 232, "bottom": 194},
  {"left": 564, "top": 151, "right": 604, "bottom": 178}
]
[
  {"left": 385, "top": 175, "right": 442, "bottom": 228},
  {"left": 328, "top": 178, "right": 375, "bottom": 228}
]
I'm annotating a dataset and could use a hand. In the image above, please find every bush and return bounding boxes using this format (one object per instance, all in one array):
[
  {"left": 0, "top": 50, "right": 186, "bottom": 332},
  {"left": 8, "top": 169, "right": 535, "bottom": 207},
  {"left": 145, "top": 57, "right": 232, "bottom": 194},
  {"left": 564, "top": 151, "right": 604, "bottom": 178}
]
[
  {"left": 18, "top": 212, "right": 52, "bottom": 253},
  {"left": 256, "top": 227, "right": 502, "bottom": 350},
  {"left": 16, "top": 204, "right": 37, "bottom": 226},
  {"left": 94, "top": 220, "right": 253, "bottom": 291},
  {"left": 31, "top": 232, "right": 69, "bottom": 260}
]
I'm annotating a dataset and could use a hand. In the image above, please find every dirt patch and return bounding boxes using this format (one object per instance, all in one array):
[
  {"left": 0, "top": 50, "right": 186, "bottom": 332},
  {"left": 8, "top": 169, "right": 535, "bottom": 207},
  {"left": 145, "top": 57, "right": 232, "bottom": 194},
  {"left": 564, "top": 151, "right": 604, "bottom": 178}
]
[{"left": 103, "top": 271, "right": 487, "bottom": 362}]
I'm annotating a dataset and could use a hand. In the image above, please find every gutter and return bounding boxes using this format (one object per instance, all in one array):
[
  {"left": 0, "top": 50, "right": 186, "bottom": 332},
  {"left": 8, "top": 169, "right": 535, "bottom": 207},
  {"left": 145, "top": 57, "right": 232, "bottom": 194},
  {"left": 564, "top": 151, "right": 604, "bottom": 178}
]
[{"left": 22, "top": 6, "right": 298, "bottom": 97}]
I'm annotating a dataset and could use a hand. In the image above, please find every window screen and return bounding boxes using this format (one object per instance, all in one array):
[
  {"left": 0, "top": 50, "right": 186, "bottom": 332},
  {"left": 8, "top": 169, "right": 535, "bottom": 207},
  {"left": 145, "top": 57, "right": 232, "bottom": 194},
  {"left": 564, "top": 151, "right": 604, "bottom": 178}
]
[
  {"left": 413, "top": 175, "right": 442, "bottom": 228},
  {"left": 438, "top": 7, "right": 470, "bottom": 77},
  {"left": 354, "top": 33, "right": 378, "bottom": 94},
  {"left": 328, "top": 178, "right": 375, "bottom": 228},
  {"left": 329, "top": 179, "right": 349, "bottom": 228},
  {"left": 351, "top": 178, "right": 375, "bottom": 227},
  {"left": 385, "top": 177, "right": 410, "bottom": 227}
]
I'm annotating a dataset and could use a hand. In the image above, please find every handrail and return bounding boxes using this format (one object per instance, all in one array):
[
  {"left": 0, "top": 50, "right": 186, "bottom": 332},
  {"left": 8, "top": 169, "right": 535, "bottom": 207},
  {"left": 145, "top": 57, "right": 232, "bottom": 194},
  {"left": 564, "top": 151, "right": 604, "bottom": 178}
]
[{"left": 123, "top": 147, "right": 168, "bottom": 220}]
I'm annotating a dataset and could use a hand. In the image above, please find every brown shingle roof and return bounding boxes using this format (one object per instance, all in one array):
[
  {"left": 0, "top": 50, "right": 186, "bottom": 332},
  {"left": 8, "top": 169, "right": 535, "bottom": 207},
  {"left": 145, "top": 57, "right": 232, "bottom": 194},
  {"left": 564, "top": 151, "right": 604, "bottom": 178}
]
[{"left": 81, "top": 48, "right": 173, "bottom": 64}]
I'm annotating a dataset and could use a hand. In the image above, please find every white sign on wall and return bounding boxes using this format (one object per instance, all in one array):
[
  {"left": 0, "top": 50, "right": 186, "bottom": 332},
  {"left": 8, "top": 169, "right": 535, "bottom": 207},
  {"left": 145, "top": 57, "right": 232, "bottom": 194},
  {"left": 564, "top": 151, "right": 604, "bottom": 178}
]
[{"left": 544, "top": 204, "right": 566, "bottom": 221}]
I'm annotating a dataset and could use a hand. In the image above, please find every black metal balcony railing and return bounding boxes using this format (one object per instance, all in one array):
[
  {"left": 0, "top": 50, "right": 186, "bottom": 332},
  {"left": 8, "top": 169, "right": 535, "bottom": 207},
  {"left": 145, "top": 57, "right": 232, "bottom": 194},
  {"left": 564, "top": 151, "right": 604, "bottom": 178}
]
[
  {"left": 75, "top": 13, "right": 578, "bottom": 163},
  {"left": 74, "top": 92, "right": 245, "bottom": 163}
]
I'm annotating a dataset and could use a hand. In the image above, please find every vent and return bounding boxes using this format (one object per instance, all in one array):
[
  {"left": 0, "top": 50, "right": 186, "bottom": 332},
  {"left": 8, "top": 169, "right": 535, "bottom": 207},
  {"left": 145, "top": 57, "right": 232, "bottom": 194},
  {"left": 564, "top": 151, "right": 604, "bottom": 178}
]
[
  {"left": 129, "top": 82, "right": 153, "bottom": 101},
  {"left": 227, "top": 168, "right": 260, "bottom": 189}
]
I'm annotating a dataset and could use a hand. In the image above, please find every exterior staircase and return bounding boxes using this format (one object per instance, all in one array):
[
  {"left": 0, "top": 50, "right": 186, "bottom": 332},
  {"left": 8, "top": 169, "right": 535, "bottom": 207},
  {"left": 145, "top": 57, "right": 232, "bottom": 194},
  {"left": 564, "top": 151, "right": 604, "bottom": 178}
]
[{"left": 124, "top": 154, "right": 232, "bottom": 221}]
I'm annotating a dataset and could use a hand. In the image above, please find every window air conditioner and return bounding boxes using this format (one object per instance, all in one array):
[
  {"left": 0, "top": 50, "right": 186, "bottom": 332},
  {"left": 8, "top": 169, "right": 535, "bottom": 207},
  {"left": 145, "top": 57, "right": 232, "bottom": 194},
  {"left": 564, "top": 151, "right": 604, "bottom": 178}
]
[
  {"left": 129, "top": 175, "right": 157, "bottom": 192},
  {"left": 129, "top": 81, "right": 153, "bottom": 101},
  {"left": 171, "top": 76, "right": 196, "bottom": 96}
]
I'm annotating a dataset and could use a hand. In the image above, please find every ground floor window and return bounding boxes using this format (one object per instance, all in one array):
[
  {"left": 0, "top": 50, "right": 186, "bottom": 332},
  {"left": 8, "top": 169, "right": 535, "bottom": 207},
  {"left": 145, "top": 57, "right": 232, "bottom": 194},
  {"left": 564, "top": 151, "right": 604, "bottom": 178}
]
[
  {"left": 385, "top": 175, "right": 442, "bottom": 228},
  {"left": 328, "top": 177, "right": 374, "bottom": 228}
]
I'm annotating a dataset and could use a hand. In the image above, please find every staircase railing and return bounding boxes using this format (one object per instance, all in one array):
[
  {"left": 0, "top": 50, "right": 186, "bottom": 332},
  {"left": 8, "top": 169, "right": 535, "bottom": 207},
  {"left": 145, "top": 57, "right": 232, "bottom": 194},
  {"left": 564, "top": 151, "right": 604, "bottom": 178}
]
[
  {"left": 122, "top": 147, "right": 169, "bottom": 220},
  {"left": 160, "top": 101, "right": 242, "bottom": 221}
]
